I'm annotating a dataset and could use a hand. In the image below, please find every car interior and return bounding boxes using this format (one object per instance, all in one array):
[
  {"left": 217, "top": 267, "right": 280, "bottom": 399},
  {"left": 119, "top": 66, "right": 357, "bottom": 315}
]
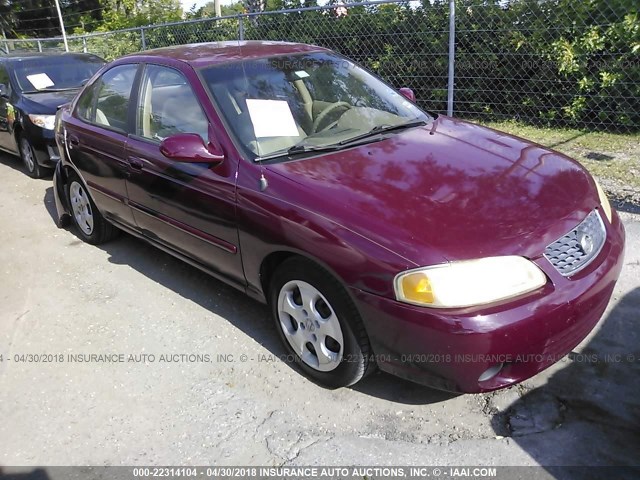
[
  {"left": 203, "top": 56, "right": 417, "bottom": 158},
  {"left": 212, "top": 78, "right": 307, "bottom": 156},
  {"left": 213, "top": 82, "right": 407, "bottom": 156}
]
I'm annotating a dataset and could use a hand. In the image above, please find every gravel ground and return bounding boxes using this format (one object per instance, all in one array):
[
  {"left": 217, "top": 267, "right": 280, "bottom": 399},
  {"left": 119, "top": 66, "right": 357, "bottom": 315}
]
[{"left": 0, "top": 151, "right": 638, "bottom": 470}]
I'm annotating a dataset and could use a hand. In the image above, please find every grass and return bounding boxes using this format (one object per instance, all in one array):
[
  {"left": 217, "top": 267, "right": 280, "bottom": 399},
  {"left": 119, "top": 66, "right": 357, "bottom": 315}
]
[{"left": 480, "top": 120, "right": 640, "bottom": 192}]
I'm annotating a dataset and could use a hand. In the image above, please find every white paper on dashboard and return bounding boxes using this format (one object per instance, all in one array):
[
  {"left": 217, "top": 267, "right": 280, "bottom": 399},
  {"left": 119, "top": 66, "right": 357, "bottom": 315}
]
[
  {"left": 246, "top": 99, "right": 299, "bottom": 137},
  {"left": 26, "top": 73, "right": 55, "bottom": 90}
]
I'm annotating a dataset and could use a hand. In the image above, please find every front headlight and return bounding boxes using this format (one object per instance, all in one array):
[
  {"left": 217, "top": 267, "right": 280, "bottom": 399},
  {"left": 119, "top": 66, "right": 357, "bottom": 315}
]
[
  {"left": 394, "top": 256, "right": 547, "bottom": 308},
  {"left": 593, "top": 178, "right": 612, "bottom": 223},
  {"left": 28, "top": 114, "right": 56, "bottom": 130}
]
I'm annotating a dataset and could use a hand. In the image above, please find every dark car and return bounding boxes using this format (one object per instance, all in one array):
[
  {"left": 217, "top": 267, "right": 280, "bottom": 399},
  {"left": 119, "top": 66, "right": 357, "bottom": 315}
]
[
  {"left": 52, "top": 41, "right": 624, "bottom": 393},
  {"left": 0, "top": 52, "right": 105, "bottom": 177}
]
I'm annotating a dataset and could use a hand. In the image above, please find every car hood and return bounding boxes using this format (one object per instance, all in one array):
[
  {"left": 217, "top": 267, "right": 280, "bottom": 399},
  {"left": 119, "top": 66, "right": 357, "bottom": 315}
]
[
  {"left": 266, "top": 116, "right": 600, "bottom": 266},
  {"left": 20, "top": 89, "right": 79, "bottom": 114}
]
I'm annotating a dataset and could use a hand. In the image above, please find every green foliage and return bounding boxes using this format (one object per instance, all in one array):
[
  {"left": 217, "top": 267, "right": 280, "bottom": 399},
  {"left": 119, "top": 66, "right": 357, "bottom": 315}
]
[
  {"left": 533, "top": 0, "right": 639, "bottom": 128},
  {"left": 184, "top": 0, "right": 245, "bottom": 20},
  {"left": 1, "top": 0, "right": 103, "bottom": 38},
  {"left": 89, "top": 0, "right": 183, "bottom": 32},
  {"left": 0, "top": 0, "right": 183, "bottom": 37},
  {"left": 242, "top": 0, "right": 639, "bottom": 130},
  {"left": 448, "top": 0, "right": 639, "bottom": 130}
]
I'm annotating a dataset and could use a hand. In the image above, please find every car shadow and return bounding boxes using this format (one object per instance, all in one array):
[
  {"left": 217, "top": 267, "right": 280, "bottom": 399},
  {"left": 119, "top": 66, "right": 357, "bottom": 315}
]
[
  {"left": 0, "top": 151, "right": 24, "bottom": 175},
  {"left": 0, "top": 151, "right": 53, "bottom": 179},
  {"left": 351, "top": 370, "right": 459, "bottom": 404},
  {"left": 491, "top": 287, "right": 640, "bottom": 472},
  {"left": 547, "top": 132, "right": 587, "bottom": 150},
  {"left": 47, "top": 193, "right": 453, "bottom": 405},
  {"left": 43, "top": 187, "right": 58, "bottom": 225},
  {"left": 611, "top": 197, "right": 640, "bottom": 216},
  {"left": 93, "top": 228, "right": 283, "bottom": 358}
]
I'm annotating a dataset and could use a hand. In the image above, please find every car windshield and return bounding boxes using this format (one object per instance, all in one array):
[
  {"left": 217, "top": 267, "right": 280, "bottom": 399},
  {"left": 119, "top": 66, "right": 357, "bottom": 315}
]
[
  {"left": 13, "top": 55, "right": 104, "bottom": 93},
  {"left": 200, "top": 52, "right": 431, "bottom": 159}
]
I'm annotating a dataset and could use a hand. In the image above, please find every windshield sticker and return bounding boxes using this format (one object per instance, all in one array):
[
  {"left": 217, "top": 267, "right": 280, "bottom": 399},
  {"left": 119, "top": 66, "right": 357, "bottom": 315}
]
[
  {"left": 26, "top": 73, "right": 55, "bottom": 90},
  {"left": 246, "top": 99, "right": 299, "bottom": 137},
  {"left": 294, "top": 70, "right": 310, "bottom": 79}
]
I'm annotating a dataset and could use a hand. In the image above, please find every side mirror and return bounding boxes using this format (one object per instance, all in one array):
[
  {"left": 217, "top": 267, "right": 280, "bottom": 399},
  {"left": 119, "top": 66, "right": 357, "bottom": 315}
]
[
  {"left": 160, "top": 133, "right": 225, "bottom": 165},
  {"left": 0, "top": 84, "right": 8, "bottom": 98},
  {"left": 399, "top": 87, "right": 415, "bottom": 102}
]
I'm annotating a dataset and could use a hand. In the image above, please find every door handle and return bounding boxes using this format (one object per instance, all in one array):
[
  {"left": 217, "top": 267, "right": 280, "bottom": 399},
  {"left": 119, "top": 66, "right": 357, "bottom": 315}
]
[{"left": 128, "top": 156, "right": 144, "bottom": 170}]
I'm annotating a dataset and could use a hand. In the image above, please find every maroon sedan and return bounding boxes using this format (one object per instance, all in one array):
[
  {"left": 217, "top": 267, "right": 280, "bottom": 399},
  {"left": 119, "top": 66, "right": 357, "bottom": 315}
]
[{"left": 53, "top": 41, "right": 625, "bottom": 392}]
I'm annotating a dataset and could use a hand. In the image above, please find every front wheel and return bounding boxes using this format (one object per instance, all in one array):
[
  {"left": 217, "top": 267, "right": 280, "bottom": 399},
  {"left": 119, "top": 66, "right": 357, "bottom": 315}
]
[
  {"left": 269, "top": 257, "right": 374, "bottom": 388},
  {"left": 19, "top": 135, "right": 45, "bottom": 178},
  {"left": 66, "top": 172, "right": 118, "bottom": 244}
]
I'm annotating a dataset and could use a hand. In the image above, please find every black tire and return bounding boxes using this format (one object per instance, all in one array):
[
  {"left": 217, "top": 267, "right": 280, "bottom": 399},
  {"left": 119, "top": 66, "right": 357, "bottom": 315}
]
[
  {"left": 19, "top": 134, "right": 45, "bottom": 179},
  {"left": 65, "top": 172, "right": 118, "bottom": 245},
  {"left": 269, "top": 257, "right": 374, "bottom": 388}
]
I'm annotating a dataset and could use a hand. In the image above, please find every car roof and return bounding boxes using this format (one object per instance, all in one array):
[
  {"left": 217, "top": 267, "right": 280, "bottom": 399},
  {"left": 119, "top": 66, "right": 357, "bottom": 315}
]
[
  {"left": 0, "top": 52, "right": 104, "bottom": 63},
  {"left": 123, "top": 40, "right": 330, "bottom": 68}
]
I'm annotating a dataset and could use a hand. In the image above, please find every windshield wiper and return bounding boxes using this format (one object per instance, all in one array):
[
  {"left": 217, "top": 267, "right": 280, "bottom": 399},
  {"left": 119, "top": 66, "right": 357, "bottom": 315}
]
[
  {"left": 23, "top": 87, "right": 79, "bottom": 94},
  {"left": 254, "top": 143, "right": 342, "bottom": 162},
  {"left": 253, "top": 119, "right": 428, "bottom": 162},
  {"left": 338, "top": 119, "right": 427, "bottom": 146}
]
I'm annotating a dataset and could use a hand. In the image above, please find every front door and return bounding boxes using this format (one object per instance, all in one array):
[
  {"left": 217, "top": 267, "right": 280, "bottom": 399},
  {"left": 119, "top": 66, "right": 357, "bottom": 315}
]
[{"left": 125, "top": 64, "right": 243, "bottom": 287}]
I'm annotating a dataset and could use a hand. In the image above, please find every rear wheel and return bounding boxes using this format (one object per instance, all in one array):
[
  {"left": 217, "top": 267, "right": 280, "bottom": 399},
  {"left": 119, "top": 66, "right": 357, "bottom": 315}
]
[
  {"left": 19, "top": 135, "right": 44, "bottom": 179},
  {"left": 66, "top": 172, "right": 118, "bottom": 244},
  {"left": 269, "top": 257, "right": 374, "bottom": 388}
]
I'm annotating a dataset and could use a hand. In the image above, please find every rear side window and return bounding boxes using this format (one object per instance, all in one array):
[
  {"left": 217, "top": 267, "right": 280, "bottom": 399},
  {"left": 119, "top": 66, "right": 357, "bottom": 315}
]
[
  {"left": 76, "top": 81, "right": 100, "bottom": 122},
  {"left": 79, "top": 64, "right": 137, "bottom": 132}
]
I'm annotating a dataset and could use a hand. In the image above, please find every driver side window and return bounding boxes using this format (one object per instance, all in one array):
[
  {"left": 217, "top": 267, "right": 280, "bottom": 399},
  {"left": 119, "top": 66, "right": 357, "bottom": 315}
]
[{"left": 136, "top": 65, "right": 208, "bottom": 142}]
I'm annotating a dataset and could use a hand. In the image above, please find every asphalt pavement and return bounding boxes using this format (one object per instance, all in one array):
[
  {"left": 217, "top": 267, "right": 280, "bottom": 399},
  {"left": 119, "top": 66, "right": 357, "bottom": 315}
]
[{"left": 0, "top": 151, "right": 638, "bottom": 471}]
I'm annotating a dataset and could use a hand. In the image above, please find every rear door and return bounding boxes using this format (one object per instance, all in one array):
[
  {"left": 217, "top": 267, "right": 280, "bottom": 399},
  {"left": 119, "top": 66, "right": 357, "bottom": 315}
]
[
  {"left": 124, "top": 63, "right": 243, "bottom": 287},
  {"left": 64, "top": 63, "right": 139, "bottom": 228}
]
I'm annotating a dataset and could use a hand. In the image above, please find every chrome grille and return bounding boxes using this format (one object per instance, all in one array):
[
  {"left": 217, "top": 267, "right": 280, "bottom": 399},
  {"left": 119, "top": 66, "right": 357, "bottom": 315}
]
[{"left": 544, "top": 210, "right": 606, "bottom": 276}]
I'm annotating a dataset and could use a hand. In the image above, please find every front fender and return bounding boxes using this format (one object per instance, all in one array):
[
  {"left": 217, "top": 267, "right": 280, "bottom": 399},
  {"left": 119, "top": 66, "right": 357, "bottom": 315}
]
[{"left": 53, "top": 161, "right": 71, "bottom": 227}]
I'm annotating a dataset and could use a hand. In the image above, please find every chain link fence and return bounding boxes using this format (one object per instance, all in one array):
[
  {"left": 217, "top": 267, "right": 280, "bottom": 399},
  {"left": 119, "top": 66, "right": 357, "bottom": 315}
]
[{"left": 2, "top": 0, "right": 638, "bottom": 132}]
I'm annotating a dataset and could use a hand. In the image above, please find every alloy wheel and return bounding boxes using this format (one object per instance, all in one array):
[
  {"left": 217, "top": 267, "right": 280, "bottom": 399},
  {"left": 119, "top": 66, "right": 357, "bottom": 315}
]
[
  {"left": 277, "top": 280, "right": 344, "bottom": 372},
  {"left": 69, "top": 181, "right": 94, "bottom": 235},
  {"left": 20, "top": 138, "right": 36, "bottom": 173}
]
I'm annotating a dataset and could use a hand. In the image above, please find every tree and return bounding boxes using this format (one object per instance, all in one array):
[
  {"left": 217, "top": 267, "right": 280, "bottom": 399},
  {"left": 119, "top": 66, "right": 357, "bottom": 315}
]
[
  {"left": 0, "top": 0, "right": 183, "bottom": 38},
  {"left": 93, "top": 0, "right": 183, "bottom": 32},
  {"left": 1, "top": 0, "right": 103, "bottom": 38},
  {"left": 187, "top": 0, "right": 244, "bottom": 19}
]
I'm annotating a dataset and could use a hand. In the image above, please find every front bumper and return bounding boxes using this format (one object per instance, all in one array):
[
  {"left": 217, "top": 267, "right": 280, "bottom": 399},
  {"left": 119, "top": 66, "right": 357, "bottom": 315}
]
[
  {"left": 352, "top": 210, "right": 625, "bottom": 393},
  {"left": 24, "top": 122, "right": 60, "bottom": 168}
]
